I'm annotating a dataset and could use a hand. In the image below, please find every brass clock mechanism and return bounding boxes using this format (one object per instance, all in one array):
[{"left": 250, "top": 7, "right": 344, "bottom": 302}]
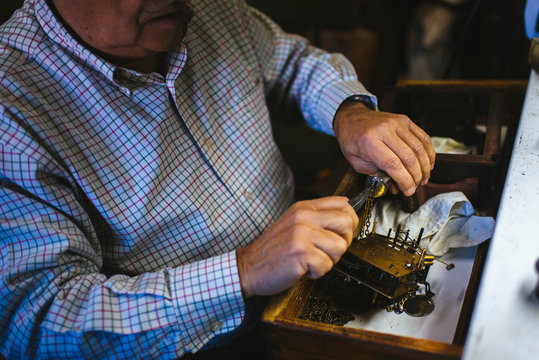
[{"left": 332, "top": 176, "right": 452, "bottom": 316}]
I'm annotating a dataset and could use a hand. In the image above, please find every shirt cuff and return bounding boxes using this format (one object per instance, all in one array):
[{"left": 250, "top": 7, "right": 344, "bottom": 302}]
[
  {"left": 168, "top": 251, "right": 245, "bottom": 353},
  {"left": 315, "top": 80, "right": 378, "bottom": 134}
]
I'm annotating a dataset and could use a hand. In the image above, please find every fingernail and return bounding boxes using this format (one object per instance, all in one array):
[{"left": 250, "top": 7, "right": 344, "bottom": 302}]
[
  {"left": 421, "top": 178, "right": 429, "bottom": 185},
  {"left": 406, "top": 187, "right": 415, "bottom": 196}
]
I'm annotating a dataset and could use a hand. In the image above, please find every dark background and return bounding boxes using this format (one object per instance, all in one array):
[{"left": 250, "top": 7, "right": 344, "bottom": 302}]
[{"left": 245, "top": 0, "right": 531, "bottom": 198}]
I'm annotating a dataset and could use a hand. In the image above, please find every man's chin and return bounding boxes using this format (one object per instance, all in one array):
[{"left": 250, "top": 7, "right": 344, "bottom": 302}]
[
  {"left": 139, "top": 32, "right": 185, "bottom": 54},
  {"left": 142, "top": 5, "right": 191, "bottom": 52}
]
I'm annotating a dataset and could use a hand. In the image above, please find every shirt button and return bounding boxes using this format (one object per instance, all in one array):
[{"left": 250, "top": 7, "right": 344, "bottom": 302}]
[
  {"left": 204, "top": 140, "right": 214, "bottom": 152},
  {"left": 254, "top": 77, "right": 260, "bottom": 86},
  {"left": 244, "top": 191, "right": 253, "bottom": 202},
  {"left": 211, "top": 321, "right": 223, "bottom": 332}
]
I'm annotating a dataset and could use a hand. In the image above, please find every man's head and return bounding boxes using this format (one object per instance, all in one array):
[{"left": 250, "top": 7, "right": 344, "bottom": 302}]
[{"left": 51, "top": 0, "right": 193, "bottom": 64}]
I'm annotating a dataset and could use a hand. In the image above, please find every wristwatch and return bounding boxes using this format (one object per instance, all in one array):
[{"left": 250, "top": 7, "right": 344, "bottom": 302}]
[{"left": 341, "top": 94, "right": 375, "bottom": 110}]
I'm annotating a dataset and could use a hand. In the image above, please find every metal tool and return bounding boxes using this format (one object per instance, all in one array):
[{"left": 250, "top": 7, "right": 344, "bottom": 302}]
[{"left": 348, "top": 171, "right": 390, "bottom": 211}]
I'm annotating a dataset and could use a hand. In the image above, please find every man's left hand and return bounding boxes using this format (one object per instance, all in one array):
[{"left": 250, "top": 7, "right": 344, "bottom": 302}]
[{"left": 334, "top": 101, "right": 436, "bottom": 197}]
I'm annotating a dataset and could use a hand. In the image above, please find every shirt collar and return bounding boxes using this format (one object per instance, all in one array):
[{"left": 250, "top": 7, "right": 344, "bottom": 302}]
[
  {"left": 34, "top": 0, "right": 117, "bottom": 84},
  {"left": 33, "top": 0, "right": 187, "bottom": 91}
]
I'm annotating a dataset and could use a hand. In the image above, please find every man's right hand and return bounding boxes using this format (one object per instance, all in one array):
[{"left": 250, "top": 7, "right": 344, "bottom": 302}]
[{"left": 236, "top": 196, "right": 359, "bottom": 298}]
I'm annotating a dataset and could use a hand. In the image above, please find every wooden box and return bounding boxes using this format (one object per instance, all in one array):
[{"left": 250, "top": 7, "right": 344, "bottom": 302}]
[
  {"left": 261, "top": 80, "right": 526, "bottom": 360},
  {"left": 383, "top": 80, "right": 527, "bottom": 214}
]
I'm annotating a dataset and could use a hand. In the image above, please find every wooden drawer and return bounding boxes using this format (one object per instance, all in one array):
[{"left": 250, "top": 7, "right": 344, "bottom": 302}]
[{"left": 261, "top": 80, "right": 526, "bottom": 360}]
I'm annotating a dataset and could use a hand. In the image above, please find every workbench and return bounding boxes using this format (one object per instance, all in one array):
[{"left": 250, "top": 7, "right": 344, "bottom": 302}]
[{"left": 462, "top": 69, "right": 539, "bottom": 360}]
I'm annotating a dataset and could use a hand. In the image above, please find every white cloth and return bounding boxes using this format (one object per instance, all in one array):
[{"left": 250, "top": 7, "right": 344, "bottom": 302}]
[
  {"left": 370, "top": 192, "right": 494, "bottom": 256},
  {"left": 431, "top": 136, "right": 476, "bottom": 154}
]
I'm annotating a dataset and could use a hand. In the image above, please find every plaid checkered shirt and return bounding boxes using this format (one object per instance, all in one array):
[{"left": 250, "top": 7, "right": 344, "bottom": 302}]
[{"left": 0, "top": 0, "right": 376, "bottom": 358}]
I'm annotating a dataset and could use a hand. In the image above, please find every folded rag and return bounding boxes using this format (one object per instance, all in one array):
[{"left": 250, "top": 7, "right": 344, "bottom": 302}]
[
  {"left": 431, "top": 136, "right": 476, "bottom": 154},
  {"left": 369, "top": 191, "right": 494, "bottom": 256}
]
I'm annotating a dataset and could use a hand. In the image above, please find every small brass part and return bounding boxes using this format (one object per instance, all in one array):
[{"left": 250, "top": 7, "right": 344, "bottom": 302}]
[
  {"left": 424, "top": 255, "right": 435, "bottom": 266},
  {"left": 434, "top": 257, "right": 456, "bottom": 271},
  {"left": 404, "top": 295, "right": 435, "bottom": 317},
  {"left": 373, "top": 182, "right": 387, "bottom": 198}
]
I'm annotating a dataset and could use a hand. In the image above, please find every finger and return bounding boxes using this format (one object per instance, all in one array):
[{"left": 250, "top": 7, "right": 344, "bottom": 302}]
[
  {"left": 319, "top": 209, "right": 358, "bottom": 245},
  {"left": 306, "top": 248, "right": 334, "bottom": 279},
  {"left": 388, "top": 181, "right": 399, "bottom": 195},
  {"left": 365, "top": 139, "right": 417, "bottom": 195},
  {"left": 346, "top": 156, "right": 378, "bottom": 179},
  {"left": 299, "top": 197, "right": 359, "bottom": 232},
  {"left": 306, "top": 196, "right": 354, "bottom": 212},
  {"left": 408, "top": 122, "right": 436, "bottom": 170},
  {"left": 397, "top": 127, "right": 432, "bottom": 184},
  {"left": 291, "top": 206, "right": 358, "bottom": 245},
  {"left": 383, "top": 136, "right": 424, "bottom": 187},
  {"left": 265, "top": 197, "right": 356, "bottom": 239},
  {"left": 309, "top": 227, "right": 350, "bottom": 264},
  {"left": 307, "top": 250, "right": 334, "bottom": 280}
]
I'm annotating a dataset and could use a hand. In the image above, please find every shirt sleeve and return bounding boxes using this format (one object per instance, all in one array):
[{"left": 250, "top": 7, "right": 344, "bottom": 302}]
[
  {"left": 241, "top": 1, "right": 378, "bottom": 134},
  {"left": 0, "top": 142, "right": 243, "bottom": 358}
]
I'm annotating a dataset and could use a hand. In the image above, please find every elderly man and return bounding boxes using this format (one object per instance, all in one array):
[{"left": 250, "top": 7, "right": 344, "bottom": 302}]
[{"left": 0, "top": 0, "right": 435, "bottom": 358}]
